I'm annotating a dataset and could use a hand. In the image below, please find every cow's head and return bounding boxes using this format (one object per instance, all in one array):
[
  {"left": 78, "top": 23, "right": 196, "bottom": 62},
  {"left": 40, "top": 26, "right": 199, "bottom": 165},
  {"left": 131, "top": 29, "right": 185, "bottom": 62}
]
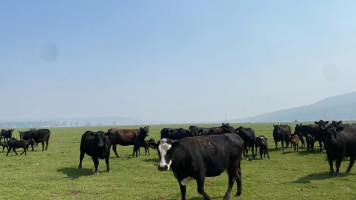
[
  {"left": 140, "top": 126, "right": 149, "bottom": 137},
  {"left": 221, "top": 123, "right": 235, "bottom": 133},
  {"left": 331, "top": 120, "right": 342, "bottom": 127},
  {"left": 157, "top": 138, "right": 180, "bottom": 171},
  {"left": 315, "top": 120, "right": 329, "bottom": 129},
  {"left": 95, "top": 131, "right": 108, "bottom": 149},
  {"left": 322, "top": 125, "right": 342, "bottom": 144}
]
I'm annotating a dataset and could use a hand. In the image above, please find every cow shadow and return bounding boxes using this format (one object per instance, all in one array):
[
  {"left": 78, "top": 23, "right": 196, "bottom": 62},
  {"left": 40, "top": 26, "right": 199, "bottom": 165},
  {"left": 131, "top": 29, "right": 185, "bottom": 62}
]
[
  {"left": 164, "top": 196, "right": 223, "bottom": 200},
  {"left": 57, "top": 167, "right": 93, "bottom": 179},
  {"left": 292, "top": 172, "right": 348, "bottom": 183}
]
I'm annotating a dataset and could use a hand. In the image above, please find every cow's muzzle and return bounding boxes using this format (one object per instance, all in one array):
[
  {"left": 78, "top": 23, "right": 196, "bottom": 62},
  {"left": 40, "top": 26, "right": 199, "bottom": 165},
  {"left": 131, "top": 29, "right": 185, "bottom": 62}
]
[{"left": 158, "top": 165, "right": 168, "bottom": 171}]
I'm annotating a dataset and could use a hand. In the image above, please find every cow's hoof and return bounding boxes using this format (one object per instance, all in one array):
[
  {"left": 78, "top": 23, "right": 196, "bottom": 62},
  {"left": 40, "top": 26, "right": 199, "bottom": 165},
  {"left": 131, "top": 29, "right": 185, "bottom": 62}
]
[
  {"left": 329, "top": 172, "right": 334, "bottom": 177},
  {"left": 236, "top": 191, "right": 241, "bottom": 197},
  {"left": 335, "top": 173, "right": 340, "bottom": 177},
  {"left": 345, "top": 170, "right": 350, "bottom": 175},
  {"left": 107, "top": 170, "right": 112, "bottom": 173},
  {"left": 94, "top": 172, "right": 99, "bottom": 175}
]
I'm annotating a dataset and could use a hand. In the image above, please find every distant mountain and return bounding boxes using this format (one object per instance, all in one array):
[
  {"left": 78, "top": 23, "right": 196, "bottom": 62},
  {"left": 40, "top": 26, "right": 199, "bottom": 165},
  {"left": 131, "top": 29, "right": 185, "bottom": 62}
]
[{"left": 234, "top": 91, "right": 356, "bottom": 122}]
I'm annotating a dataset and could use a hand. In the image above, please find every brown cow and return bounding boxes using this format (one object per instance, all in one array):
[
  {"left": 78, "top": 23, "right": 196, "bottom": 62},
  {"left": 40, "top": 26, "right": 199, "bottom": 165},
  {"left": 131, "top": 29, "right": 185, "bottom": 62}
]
[
  {"left": 107, "top": 126, "right": 149, "bottom": 157},
  {"left": 290, "top": 134, "right": 300, "bottom": 152}
]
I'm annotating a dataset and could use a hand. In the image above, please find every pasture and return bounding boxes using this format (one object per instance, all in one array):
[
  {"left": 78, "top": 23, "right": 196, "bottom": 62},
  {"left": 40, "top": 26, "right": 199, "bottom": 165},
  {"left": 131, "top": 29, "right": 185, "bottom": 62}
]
[{"left": 0, "top": 123, "right": 355, "bottom": 200}]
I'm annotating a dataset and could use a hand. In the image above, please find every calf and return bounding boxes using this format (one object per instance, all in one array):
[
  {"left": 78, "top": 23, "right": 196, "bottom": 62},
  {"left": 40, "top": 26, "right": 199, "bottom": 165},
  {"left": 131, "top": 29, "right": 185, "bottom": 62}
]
[
  {"left": 79, "top": 131, "right": 111, "bottom": 175},
  {"left": 321, "top": 125, "right": 356, "bottom": 177},
  {"left": 306, "top": 134, "right": 315, "bottom": 152},
  {"left": 236, "top": 126, "right": 255, "bottom": 159},
  {"left": 290, "top": 134, "right": 300, "bottom": 153},
  {"left": 255, "top": 135, "right": 269, "bottom": 159},
  {"left": 0, "top": 137, "right": 17, "bottom": 151},
  {"left": 157, "top": 134, "right": 244, "bottom": 200},
  {"left": 138, "top": 138, "right": 156, "bottom": 156},
  {"left": 107, "top": 126, "right": 149, "bottom": 157},
  {"left": 6, "top": 139, "right": 35, "bottom": 156}
]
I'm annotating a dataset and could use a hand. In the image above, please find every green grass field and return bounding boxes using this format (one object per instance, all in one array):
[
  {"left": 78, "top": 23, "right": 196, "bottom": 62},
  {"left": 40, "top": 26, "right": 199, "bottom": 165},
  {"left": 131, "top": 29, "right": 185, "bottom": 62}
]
[{"left": 0, "top": 123, "right": 355, "bottom": 200}]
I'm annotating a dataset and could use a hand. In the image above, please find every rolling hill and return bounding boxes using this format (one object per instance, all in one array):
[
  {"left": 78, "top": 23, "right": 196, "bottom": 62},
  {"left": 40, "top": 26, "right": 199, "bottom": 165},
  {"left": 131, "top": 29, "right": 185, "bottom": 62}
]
[{"left": 234, "top": 91, "right": 356, "bottom": 122}]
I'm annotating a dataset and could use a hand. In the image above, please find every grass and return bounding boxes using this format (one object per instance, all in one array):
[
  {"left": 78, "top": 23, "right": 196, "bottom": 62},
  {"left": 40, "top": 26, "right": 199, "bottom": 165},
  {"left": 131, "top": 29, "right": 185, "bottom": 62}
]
[{"left": 0, "top": 123, "right": 355, "bottom": 200}]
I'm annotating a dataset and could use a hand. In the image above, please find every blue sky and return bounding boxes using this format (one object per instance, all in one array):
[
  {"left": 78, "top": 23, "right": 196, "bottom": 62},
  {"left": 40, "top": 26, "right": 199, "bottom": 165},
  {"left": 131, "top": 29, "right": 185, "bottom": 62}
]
[{"left": 1, "top": 1, "right": 356, "bottom": 122}]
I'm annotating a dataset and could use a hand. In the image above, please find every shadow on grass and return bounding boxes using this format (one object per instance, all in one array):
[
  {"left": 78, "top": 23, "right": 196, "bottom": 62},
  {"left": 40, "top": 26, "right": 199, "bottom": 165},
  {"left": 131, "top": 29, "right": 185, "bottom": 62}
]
[
  {"left": 142, "top": 158, "right": 159, "bottom": 163},
  {"left": 57, "top": 167, "right": 93, "bottom": 179},
  {"left": 292, "top": 172, "right": 348, "bottom": 183},
  {"left": 297, "top": 150, "right": 325, "bottom": 156}
]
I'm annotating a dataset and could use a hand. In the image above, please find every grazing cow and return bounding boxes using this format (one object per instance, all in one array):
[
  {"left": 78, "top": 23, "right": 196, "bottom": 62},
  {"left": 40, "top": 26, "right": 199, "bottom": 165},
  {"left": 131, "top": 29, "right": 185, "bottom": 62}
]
[
  {"left": 157, "top": 134, "right": 244, "bottom": 200},
  {"left": 236, "top": 126, "right": 255, "bottom": 159},
  {"left": 273, "top": 124, "right": 291, "bottom": 152},
  {"left": 1, "top": 129, "right": 14, "bottom": 142},
  {"left": 306, "top": 134, "right": 315, "bottom": 152},
  {"left": 19, "top": 129, "right": 51, "bottom": 151},
  {"left": 79, "top": 131, "right": 111, "bottom": 175},
  {"left": 161, "top": 128, "right": 194, "bottom": 140},
  {"left": 290, "top": 134, "right": 300, "bottom": 153},
  {"left": 321, "top": 124, "right": 356, "bottom": 177},
  {"left": 255, "top": 135, "right": 269, "bottom": 159},
  {"left": 107, "top": 126, "right": 149, "bottom": 157},
  {"left": 6, "top": 139, "right": 35, "bottom": 156},
  {"left": 295, "top": 123, "right": 324, "bottom": 152}
]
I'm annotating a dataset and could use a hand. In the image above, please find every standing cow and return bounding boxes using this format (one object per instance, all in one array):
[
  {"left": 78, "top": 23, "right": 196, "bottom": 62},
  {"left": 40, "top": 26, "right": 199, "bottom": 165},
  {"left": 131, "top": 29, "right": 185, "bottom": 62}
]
[
  {"left": 19, "top": 129, "right": 50, "bottom": 151},
  {"left": 322, "top": 124, "right": 356, "bottom": 177},
  {"left": 294, "top": 123, "right": 324, "bottom": 152},
  {"left": 235, "top": 126, "right": 255, "bottom": 160},
  {"left": 1, "top": 129, "right": 14, "bottom": 142},
  {"left": 107, "top": 126, "right": 149, "bottom": 157},
  {"left": 79, "top": 131, "right": 111, "bottom": 175},
  {"left": 273, "top": 124, "right": 291, "bottom": 152},
  {"left": 157, "top": 134, "right": 244, "bottom": 200}
]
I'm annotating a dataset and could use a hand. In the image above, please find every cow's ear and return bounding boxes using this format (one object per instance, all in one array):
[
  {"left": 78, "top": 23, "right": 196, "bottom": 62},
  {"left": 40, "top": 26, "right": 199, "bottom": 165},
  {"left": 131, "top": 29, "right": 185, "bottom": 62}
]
[
  {"left": 325, "top": 121, "right": 329, "bottom": 124},
  {"left": 314, "top": 121, "right": 318, "bottom": 124},
  {"left": 105, "top": 132, "right": 109, "bottom": 136}
]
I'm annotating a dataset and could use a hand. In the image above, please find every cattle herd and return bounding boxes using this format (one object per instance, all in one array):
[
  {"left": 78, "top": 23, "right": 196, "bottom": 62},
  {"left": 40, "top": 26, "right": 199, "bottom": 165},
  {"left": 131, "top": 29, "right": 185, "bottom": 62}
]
[{"left": 1, "top": 120, "right": 355, "bottom": 200}]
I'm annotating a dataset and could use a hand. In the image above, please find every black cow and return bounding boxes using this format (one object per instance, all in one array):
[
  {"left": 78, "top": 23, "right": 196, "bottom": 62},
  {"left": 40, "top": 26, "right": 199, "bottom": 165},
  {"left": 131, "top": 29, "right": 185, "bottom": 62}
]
[
  {"left": 273, "top": 124, "right": 291, "bottom": 152},
  {"left": 321, "top": 124, "right": 356, "bottom": 177},
  {"left": 236, "top": 126, "right": 255, "bottom": 159},
  {"left": 0, "top": 137, "right": 17, "bottom": 151},
  {"left": 295, "top": 123, "right": 324, "bottom": 152},
  {"left": 6, "top": 139, "right": 35, "bottom": 156},
  {"left": 160, "top": 128, "right": 194, "bottom": 140},
  {"left": 306, "top": 134, "right": 315, "bottom": 152},
  {"left": 189, "top": 123, "right": 235, "bottom": 136},
  {"left": 157, "top": 134, "right": 244, "bottom": 200},
  {"left": 255, "top": 135, "right": 269, "bottom": 159},
  {"left": 19, "top": 129, "right": 50, "bottom": 151},
  {"left": 79, "top": 131, "right": 111, "bottom": 175},
  {"left": 1, "top": 129, "right": 14, "bottom": 142}
]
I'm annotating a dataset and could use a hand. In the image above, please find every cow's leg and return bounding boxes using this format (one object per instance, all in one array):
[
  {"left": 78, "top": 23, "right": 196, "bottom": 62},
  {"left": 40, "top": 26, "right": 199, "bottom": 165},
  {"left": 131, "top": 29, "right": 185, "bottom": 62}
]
[
  {"left": 266, "top": 148, "right": 270, "bottom": 159},
  {"left": 245, "top": 146, "right": 249, "bottom": 160},
  {"left": 281, "top": 140, "right": 285, "bottom": 152},
  {"left": 345, "top": 157, "right": 355, "bottom": 175},
  {"left": 13, "top": 148, "right": 18, "bottom": 155},
  {"left": 196, "top": 174, "right": 211, "bottom": 200},
  {"left": 21, "top": 147, "right": 26, "bottom": 155},
  {"left": 78, "top": 151, "right": 84, "bottom": 169},
  {"left": 179, "top": 182, "right": 186, "bottom": 200},
  {"left": 6, "top": 147, "right": 12, "bottom": 156},
  {"left": 255, "top": 145, "right": 258, "bottom": 158},
  {"left": 45, "top": 140, "right": 49, "bottom": 150},
  {"left": 132, "top": 146, "right": 138, "bottom": 157},
  {"left": 42, "top": 141, "right": 45, "bottom": 151},
  {"left": 223, "top": 171, "right": 235, "bottom": 200},
  {"left": 311, "top": 141, "right": 315, "bottom": 152},
  {"left": 300, "top": 137, "right": 305, "bottom": 147},
  {"left": 105, "top": 154, "right": 111, "bottom": 173},
  {"left": 92, "top": 157, "right": 99, "bottom": 175},
  {"left": 335, "top": 156, "right": 343, "bottom": 177},
  {"left": 31, "top": 143, "right": 34, "bottom": 151},
  {"left": 260, "top": 148, "right": 263, "bottom": 159},
  {"left": 251, "top": 144, "right": 255, "bottom": 159},
  {"left": 235, "top": 162, "right": 242, "bottom": 197},
  {"left": 112, "top": 145, "right": 119, "bottom": 157},
  {"left": 319, "top": 141, "right": 323, "bottom": 152},
  {"left": 275, "top": 141, "right": 278, "bottom": 150}
]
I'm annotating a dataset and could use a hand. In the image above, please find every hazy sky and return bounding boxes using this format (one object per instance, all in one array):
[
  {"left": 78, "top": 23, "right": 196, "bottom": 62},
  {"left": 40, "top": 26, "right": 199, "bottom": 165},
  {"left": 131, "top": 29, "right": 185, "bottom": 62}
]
[{"left": 1, "top": 1, "right": 356, "bottom": 122}]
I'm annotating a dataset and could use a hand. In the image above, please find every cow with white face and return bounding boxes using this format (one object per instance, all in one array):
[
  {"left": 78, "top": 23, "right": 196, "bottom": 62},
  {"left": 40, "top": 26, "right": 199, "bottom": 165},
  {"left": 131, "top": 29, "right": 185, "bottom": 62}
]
[{"left": 156, "top": 134, "right": 244, "bottom": 200}]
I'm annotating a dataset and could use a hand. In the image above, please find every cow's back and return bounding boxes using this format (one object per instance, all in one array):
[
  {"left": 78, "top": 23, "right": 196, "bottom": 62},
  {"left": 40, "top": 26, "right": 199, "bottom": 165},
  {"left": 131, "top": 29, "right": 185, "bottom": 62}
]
[
  {"left": 171, "top": 134, "right": 243, "bottom": 177},
  {"left": 340, "top": 127, "right": 356, "bottom": 157},
  {"left": 108, "top": 129, "right": 137, "bottom": 145}
]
